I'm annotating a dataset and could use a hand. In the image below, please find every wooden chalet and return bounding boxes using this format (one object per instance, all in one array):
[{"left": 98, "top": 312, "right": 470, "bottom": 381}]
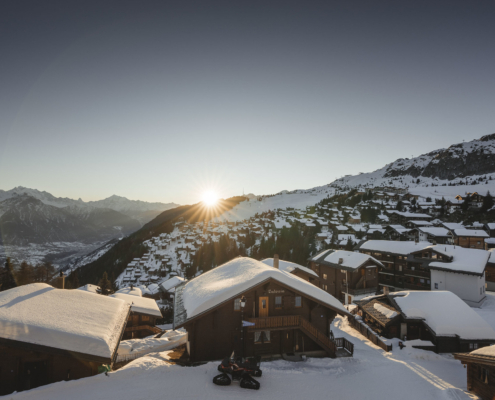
[
  {"left": 0, "top": 283, "right": 130, "bottom": 395},
  {"left": 308, "top": 250, "right": 381, "bottom": 304},
  {"left": 384, "top": 225, "right": 410, "bottom": 241},
  {"left": 358, "top": 240, "right": 489, "bottom": 307},
  {"left": 449, "top": 228, "right": 489, "bottom": 249},
  {"left": 387, "top": 211, "right": 432, "bottom": 226},
  {"left": 110, "top": 292, "right": 162, "bottom": 339},
  {"left": 174, "top": 257, "right": 353, "bottom": 362},
  {"left": 409, "top": 227, "right": 450, "bottom": 244},
  {"left": 455, "top": 346, "right": 495, "bottom": 400},
  {"left": 355, "top": 291, "right": 495, "bottom": 353}
]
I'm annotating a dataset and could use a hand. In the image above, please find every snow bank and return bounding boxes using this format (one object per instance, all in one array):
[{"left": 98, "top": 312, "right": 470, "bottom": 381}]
[
  {"left": 178, "top": 257, "right": 349, "bottom": 323},
  {"left": 110, "top": 293, "right": 162, "bottom": 317},
  {"left": 394, "top": 291, "right": 495, "bottom": 340},
  {"left": 0, "top": 283, "right": 129, "bottom": 358}
]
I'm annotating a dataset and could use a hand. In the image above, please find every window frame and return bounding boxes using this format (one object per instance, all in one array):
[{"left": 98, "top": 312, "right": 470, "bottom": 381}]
[
  {"left": 295, "top": 296, "right": 302, "bottom": 308},
  {"left": 275, "top": 296, "right": 283, "bottom": 309},
  {"left": 234, "top": 298, "right": 241, "bottom": 311}
]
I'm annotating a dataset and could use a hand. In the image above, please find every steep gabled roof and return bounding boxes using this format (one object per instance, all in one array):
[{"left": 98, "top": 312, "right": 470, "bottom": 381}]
[
  {"left": 0, "top": 283, "right": 130, "bottom": 361},
  {"left": 174, "top": 257, "right": 349, "bottom": 327},
  {"left": 261, "top": 258, "right": 318, "bottom": 278},
  {"left": 311, "top": 250, "right": 383, "bottom": 271}
]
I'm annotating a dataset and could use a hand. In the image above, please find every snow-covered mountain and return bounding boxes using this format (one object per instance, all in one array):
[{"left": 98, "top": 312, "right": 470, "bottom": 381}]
[
  {"left": 328, "top": 133, "right": 495, "bottom": 191},
  {"left": 0, "top": 187, "right": 179, "bottom": 224},
  {"left": 0, "top": 195, "right": 140, "bottom": 245}
]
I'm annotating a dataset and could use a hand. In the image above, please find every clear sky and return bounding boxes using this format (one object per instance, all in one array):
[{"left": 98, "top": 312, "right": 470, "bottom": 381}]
[{"left": 1, "top": 0, "right": 494, "bottom": 204}]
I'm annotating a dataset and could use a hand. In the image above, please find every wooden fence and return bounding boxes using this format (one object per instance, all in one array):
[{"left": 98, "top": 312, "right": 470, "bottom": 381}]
[{"left": 348, "top": 316, "right": 392, "bottom": 352}]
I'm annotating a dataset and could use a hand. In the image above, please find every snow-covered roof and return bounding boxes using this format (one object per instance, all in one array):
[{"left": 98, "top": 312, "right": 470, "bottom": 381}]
[
  {"left": 427, "top": 245, "right": 489, "bottom": 275},
  {"left": 387, "top": 225, "right": 409, "bottom": 234},
  {"left": 115, "top": 287, "right": 143, "bottom": 297},
  {"left": 389, "top": 211, "right": 432, "bottom": 219},
  {"left": 393, "top": 291, "right": 495, "bottom": 340},
  {"left": 320, "top": 250, "right": 383, "bottom": 270},
  {"left": 416, "top": 227, "right": 450, "bottom": 237},
  {"left": 110, "top": 293, "right": 162, "bottom": 317},
  {"left": 160, "top": 276, "right": 185, "bottom": 292},
  {"left": 175, "top": 257, "right": 349, "bottom": 325},
  {"left": 77, "top": 284, "right": 101, "bottom": 294},
  {"left": 453, "top": 229, "right": 489, "bottom": 238},
  {"left": 0, "top": 283, "right": 129, "bottom": 359},
  {"left": 261, "top": 258, "right": 318, "bottom": 278},
  {"left": 441, "top": 222, "right": 464, "bottom": 230},
  {"left": 471, "top": 344, "right": 495, "bottom": 357},
  {"left": 359, "top": 240, "right": 432, "bottom": 255}
]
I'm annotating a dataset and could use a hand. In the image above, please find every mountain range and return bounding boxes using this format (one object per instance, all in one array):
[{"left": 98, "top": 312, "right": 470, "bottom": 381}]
[{"left": 0, "top": 188, "right": 179, "bottom": 247}]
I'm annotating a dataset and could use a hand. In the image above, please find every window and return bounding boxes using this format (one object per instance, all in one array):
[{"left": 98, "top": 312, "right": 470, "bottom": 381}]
[
  {"left": 254, "top": 331, "right": 271, "bottom": 344},
  {"left": 295, "top": 296, "right": 302, "bottom": 307},
  {"left": 323, "top": 274, "right": 328, "bottom": 280},
  {"left": 479, "top": 366, "right": 489, "bottom": 384},
  {"left": 481, "top": 287, "right": 483, "bottom": 295},
  {"left": 141, "top": 315, "right": 150, "bottom": 322},
  {"left": 275, "top": 296, "right": 282, "bottom": 309},
  {"left": 469, "top": 343, "right": 479, "bottom": 350},
  {"left": 434, "top": 283, "right": 438, "bottom": 289},
  {"left": 234, "top": 298, "right": 241, "bottom": 311},
  {"left": 322, "top": 284, "right": 328, "bottom": 291}
]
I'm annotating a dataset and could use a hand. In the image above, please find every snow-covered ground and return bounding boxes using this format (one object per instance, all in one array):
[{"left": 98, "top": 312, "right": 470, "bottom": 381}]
[
  {"left": 475, "top": 291, "right": 495, "bottom": 331},
  {"left": 5, "top": 314, "right": 478, "bottom": 400}
]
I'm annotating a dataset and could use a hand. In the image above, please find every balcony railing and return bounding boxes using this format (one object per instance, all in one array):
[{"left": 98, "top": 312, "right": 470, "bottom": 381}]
[
  {"left": 246, "top": 315, "right": 300, "bottom": 330},
  {"left": 403, "top": 269, "right": 430, "bottom": 278}
]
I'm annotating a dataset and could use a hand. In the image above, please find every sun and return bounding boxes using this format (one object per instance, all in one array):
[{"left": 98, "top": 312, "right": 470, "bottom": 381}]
[{"left": 201, "top": 190, "right": 219, "bottom": 206}]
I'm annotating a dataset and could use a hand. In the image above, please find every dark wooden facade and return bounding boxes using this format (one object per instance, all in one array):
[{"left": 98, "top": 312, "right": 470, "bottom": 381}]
[
  {"left": 308, "top": 259, "right": 378, "bottom": 303},
  {"left": 180, "top": 279, "right": 344, "bottom": 362},
  {"left": 122, "top": 312, "right": 161, "bottom": 339},
  {"left": 451, "top": 233, "right": 486, "bottom": 249},
  {"left": 455, "top": 352, "right": 495, "bottom": 400}
]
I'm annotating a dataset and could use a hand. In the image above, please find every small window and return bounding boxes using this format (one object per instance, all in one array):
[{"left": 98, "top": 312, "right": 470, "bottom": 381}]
[
  {"left": 480, "top": 367, "right": 489, "bottom": 384},
  {"left": 254, "top": 331, "right": 271, "bottom": 344},
  {"left": 275, "top": 296, "right": 282, "bottom": 308},
  {"left": 434, "top": 283, "right": 438, "bottom": 289},
  {"left": 234, "top": 298, "right": 241, "bottom": 311},
  {"left": 295, "top": 296, "right": 302, "bottom": 307},
  {"left": 323, "top": 273, "right": 328, "bottom": 280},
  {"left": 469, "top": 343, "right": 479, "bottom": 350}
]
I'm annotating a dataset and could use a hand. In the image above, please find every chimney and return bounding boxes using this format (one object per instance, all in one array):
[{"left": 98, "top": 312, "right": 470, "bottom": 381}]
[
  {"left": 383, "top": 286, "right": 389, "bottom": 295},
  {"left": 338, "top": 258, "right": 344, "bottom": 265},
  {"left": 273, "top": 254, "right": 279, "bottom": 269},
  {"left": 59, "top": 271, "right": 65, "bottom": 289}
]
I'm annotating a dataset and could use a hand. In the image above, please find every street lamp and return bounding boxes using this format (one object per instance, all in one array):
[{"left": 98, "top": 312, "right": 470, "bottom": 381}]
[{"left": 240, "top": 295, "right": 246, "bottom": 358}]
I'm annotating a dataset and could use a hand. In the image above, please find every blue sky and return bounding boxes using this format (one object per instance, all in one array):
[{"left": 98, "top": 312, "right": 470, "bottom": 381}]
[{"left": 1, "top": 1, "right": 494, "bottom": 204}]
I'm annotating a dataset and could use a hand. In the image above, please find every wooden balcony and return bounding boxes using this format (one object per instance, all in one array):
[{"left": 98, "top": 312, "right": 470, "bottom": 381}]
[
  {"left": 403, "top": 268, "right": 430, "bottom": 278},
  {"left": 246, "top": 315, "right": 354, "bottom": 357}
]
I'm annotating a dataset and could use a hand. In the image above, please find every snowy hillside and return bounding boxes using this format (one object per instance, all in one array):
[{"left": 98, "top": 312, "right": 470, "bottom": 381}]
[{"left": 327, "top": 133, "right": 495, "bottom": 194}]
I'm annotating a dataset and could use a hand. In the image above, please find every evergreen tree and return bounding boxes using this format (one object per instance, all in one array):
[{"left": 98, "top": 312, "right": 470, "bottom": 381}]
[
  {"left": 98, "top": 272, "right": 113, "bottom": 295},
  {"left": 17, "top": 261, "right": 34, "bottom": 286},
  {"left": 0, "top": 258, "right": 18, "bottom": 291},
  {"left": 482, "top": 192, "right": 494, "bottom": 212}
]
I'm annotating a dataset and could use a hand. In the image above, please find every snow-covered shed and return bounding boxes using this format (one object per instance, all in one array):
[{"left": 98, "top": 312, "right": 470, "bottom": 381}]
[
  {"left": 110, "top": 293, "right": 162, "bottom": 339},
  {"left": 174, "top": 257, "right": 351, "bottom": 362},
  {"left": 455, "top": 344, "right": 495, "bottom": 399},
  {"left": 0, "top": 283, "right": 130, "bottom": 395}
]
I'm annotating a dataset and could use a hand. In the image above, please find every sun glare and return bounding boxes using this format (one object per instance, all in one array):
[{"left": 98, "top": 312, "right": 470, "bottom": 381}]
[{"left": 202, "top": 190, "right": 219, "bottom": 206}]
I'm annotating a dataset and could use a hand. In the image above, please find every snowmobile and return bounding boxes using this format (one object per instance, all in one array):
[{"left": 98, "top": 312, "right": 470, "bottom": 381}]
[{"left": 213, "top": 352, "right": 262, "bottom": 390}]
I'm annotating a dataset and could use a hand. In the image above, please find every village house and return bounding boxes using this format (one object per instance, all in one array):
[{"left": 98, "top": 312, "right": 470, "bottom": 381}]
[
  {"left": 449, "top": 228, "right": 489, "bottom": 249},
  {"left": 308, "top": 250, "right": 382, "bottom": 304},
  {"left": 0, "top": 283, "right": 130, "bottom": 395},
  {"left": 110, "top": 291, "right": 162, "bottom": 339},
  {"left": 454, "top": 345, "right": 495, "bottom": 400},
  {"left": 358, "top": 240, "right": 489, "bottom": 307},
  {"left": 159, "top": 275, "right": 185, "bottom": 301},
  {"left": 409, "top": 227, "right": 450, "bottom": 244},
  {"left": 174, "top": 257, "right": 353, "bottom": 362},
  {"left": 355, "top": 291, "right": 495, "bottom": 353},
  {"left": 387, "top": 211, "right": 432, "bottom": 226},
  {"left": 384, "top": 224, "right": 410, "bottom": 241}
]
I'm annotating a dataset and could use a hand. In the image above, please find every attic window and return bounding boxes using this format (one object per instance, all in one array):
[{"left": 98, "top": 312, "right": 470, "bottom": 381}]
[
  {"left": 295, "top": 296, "right": 302, "bottom": 307},
  {"left": 234, "top": 298, "right": 241, "bottom": 311}
]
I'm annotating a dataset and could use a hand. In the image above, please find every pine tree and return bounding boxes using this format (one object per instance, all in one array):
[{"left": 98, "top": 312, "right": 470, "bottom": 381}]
[
  {"left": 0, "top": 258, "right": 17, "bottom": 291},
  {"left": 482, "top": 191, "right": 494, "bottom": 212},
  {"left": 17, "top": 261, "right": 34, "bottom": 286},
  {"left": 98, "top": 272, "right": 113, "bottom": 295}
]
